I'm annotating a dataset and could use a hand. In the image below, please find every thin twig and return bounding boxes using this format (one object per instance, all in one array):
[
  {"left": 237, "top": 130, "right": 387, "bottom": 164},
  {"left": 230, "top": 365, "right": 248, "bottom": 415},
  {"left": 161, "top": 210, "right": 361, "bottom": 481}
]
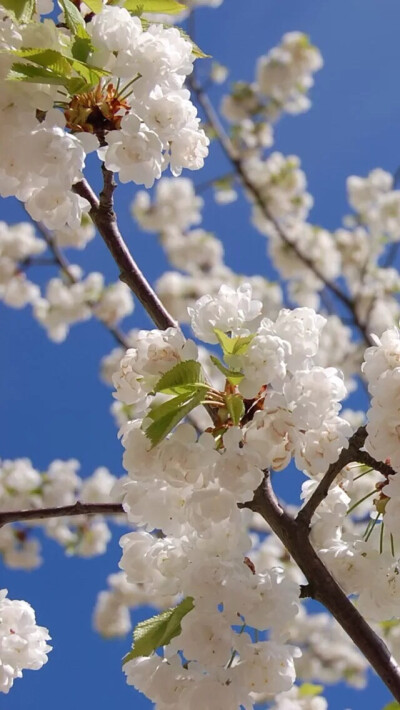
[{"left": 0, "top": 502, "right": 124, "bottom": 528}]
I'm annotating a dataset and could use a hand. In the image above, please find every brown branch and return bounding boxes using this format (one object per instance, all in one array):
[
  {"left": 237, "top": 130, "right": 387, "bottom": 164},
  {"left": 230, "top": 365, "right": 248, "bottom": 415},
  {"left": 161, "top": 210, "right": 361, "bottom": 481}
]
[
  {"left": 73, "top": 173, "right": 178, "bottom": 331},
  {"left": 247, "top": 473, "right": 400, "bottom": 702},
  {"left": 296, "top": 426, "right": 397, "bottom": 529},
  {"left": 0, "top": 502, "right": 125, "bottom": 528},
  {"left": 188, "top": 78, "right": 374, "bottom": 348}
]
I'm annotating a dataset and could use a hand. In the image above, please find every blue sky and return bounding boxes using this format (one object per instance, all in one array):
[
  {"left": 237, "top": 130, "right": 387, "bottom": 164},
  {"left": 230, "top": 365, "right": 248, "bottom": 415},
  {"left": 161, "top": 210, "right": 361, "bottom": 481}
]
[{"left": 2, "top": 0, "right": 400, "bottom": 707}]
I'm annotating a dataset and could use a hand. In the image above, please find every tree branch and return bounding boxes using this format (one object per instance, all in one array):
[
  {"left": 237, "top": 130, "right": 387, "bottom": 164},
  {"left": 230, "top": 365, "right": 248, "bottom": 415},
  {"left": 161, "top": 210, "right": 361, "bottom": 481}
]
[
  {"left": 296, "top": 425, "right": 397, "bottom": 529},
  {"left": 0, "top": 502, "right": 125, "bottom": 528},
  {"left": 188, "top": 78, "right": 374, "bottom": 348},
  {"left": 248, "top": 473, "right": 400, "bottom": 702},
  {"left": 73, "top": 173, "right": 178, "bottom": 331}
]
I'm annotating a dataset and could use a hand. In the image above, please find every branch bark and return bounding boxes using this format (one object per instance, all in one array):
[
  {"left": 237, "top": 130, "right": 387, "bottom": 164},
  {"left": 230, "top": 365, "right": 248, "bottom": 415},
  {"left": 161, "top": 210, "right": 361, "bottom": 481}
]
[
  {"left": 0, "top": 502, "right": 124, "bottom": 528},
  {"left": 73, "top": 173, "right": 178, "bottom": 331},
  {"left": 248, "top": 473, "right": 400, "bottom": 702},
  {"left": 297, "top": 425, "right": 396, "bottom": 529}
]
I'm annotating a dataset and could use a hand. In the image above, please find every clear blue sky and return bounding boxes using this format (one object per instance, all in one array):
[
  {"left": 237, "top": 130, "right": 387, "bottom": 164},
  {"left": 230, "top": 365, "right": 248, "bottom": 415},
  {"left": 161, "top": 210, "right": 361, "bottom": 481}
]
[{"left": 2, "top": 0, "right": 400, "bottom": 707}]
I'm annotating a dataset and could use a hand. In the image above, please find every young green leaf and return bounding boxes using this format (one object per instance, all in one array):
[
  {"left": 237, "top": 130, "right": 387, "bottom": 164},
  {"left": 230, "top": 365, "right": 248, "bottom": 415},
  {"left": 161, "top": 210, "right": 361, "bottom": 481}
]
[
  {"left": 82, "top": 0, "right": 103, "bottom": 12},
  {"left": 11, "top": 48, "right": 72, "bottom": 75},
  {"left": 298, "top": 683, "right": 324, "bottom": 698},
  {"left": 214, "top": 328, "right": 255, "bottom": 358},
  {"left": 59, "top": 0, "right": 90, "bottom": 39},
  {"left": 382, "top": 703, "right": 400, "bottom": 710},
  {"left": 71, "top": 36, "right": 94, "bottom": 63},
  {"left": 2, "top": 0, "right": 35, "bottom": 22},
  {"left": 176, "top": 26, "right": 210, "bottom": 58},
  {"left": 225, "top": 393, "right": 245, "bottom": 425},
  {"left": 122, "top": 597, "right": 194, "bottom": 664},
  {"left": 124, "top": 0, "right": 186, "bottom": 13},
  {"left": 144, "top": 389, "right": 205, "bottom": 446},
  {"left": 210, "top": 355, "right": 244, "bottom": 386},
  {"left": 154, "top": 360, "right": 208, "bottom": 396}
]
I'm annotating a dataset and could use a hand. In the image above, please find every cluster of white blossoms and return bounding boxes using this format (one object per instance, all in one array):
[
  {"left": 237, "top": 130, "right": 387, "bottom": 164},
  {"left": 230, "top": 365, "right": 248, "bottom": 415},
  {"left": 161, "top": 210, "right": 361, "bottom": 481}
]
[
  {"left": 0, "top": 590, "right": 51, "bottom": 694},
  {"left": 0, "top": 221, "right": 44, "bottom": 308},
  {"left": 0, "top": 220, "right": 135, "bottom": 338},
  {"left": 221, "top": 33, "right": 322, "bottom": 154},
  {"left": 0, "top": 458, "right": 124, "bottom": 568},
  {"left": 34, "top": 270, "right": 133, "bottom": 342},
  {"left": 108, "top": 283, "right": 363, "bottom": 707},
  {"left": 0, "top": 2, "right": 208, "bottom": 230},
  {"left": 131, "top": 176, "right": 283, "bottom": 323}
]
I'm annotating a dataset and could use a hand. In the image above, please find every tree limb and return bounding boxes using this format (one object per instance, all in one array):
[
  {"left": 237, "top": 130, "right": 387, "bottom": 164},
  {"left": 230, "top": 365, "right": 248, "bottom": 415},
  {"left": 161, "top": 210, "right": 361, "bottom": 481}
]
[
  {"left": 73, "top": 174, "right": 178, "bottom": 331},
  {"left": 296, "top": 426, "right": 396, "bottom": 529},
  {"left": 247, "top": 472, "right": 400, "bottom": 702},
  {"left": 0, "top": 502, "right": 125, "bottom": 528}
]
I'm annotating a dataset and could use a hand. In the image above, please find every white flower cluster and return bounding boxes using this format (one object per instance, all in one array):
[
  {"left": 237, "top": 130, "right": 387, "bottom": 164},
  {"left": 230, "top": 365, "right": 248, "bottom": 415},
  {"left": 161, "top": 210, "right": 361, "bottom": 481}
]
[
  {"left": 111, "top": 284, "right": 359, "bottom": 706},
  {"left": 0, "top": 221, "right": 44, "bottom": 308},
  {"left": 0, "top": 589, "right": 51, "bottom": 694},
  {"left": 91, "top": 7, "right": 209, "bottom": 186},
  {"left": 270, "top": 686, "right": 328, "bottom": 710},
  {"left": 347, "top": 168, "right": 400, "bottom": 242},
  {"left": 0, "top": 4, "right": 207, "bottom": 230},
  {"left": 131, "top": 176, "right": 283, "bottom": 323},
  {"left": 0, "top": 102, "right": 92, "bottom": 230},
  {"left": 256, "top": 33, "right": 323, "bottom": 116},
  {"left": 94, "top": 570, "right": 177, "bottom": 639},
  {"left": 221, "top": 33, "right": 322, "bottom": 154},
  {"left": 33, "top": 270, "right": 134, "bottom": 342},
  {"left": 52, "top": 215, "right": 96, "bottom": 250},
  {"left": 363, "top": 325, "right": 400, "bottom": 473},
  {"left": 0, "top": 459, "right": 124, "bottom": 567}
]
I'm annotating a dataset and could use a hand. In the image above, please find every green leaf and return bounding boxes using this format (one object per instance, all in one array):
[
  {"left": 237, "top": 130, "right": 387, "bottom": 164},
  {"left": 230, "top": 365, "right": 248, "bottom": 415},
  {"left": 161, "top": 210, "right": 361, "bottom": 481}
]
[
  {"left": 124, "top": 0, "right": 186, "bottom": 13},
  {"left": 82, "top": 0, "right": 103, "bottom": 11},
  {"left": 383, "top": 703, "right": 400, "bottom": 710},
  {"left": 59, "top": 0, "right": 90, "bottom": 39},
  {"left": 71, "top": 36, "right": 93, "bottom": 62},
  {"left": 176, "top": 26, "right": 210, "bottom": 58},
  {"left": 146, "top": 392, "right": 195, "bottom": 421},
  {"left": 214, "top": 329, "right": 255, "bottom": 358},
  {"left": 1, "top": 0, "right": 35, "bottom": 22},
  {"left": 68, "top": 57, "right": 109, "bottom": 86},
  {"left": 144, "top": 390, "right": 205, "bottom": 447},
  {"left": 8, "top": 62, "right": 88, "bottom": 93},
  {"left": 225, "top": 394, "right": 244, "bottom": 425},
  {"left": 298, "top": 683, "right": 324, "bottom": 698},
  {"left": 123, "top": 597, "right": 194, "bottom": 664},
  {"left": 210, "top": 355, "right": 244, "bottom": 386},
  {"left": 154, "top": 360, "right": 208, "bottom": 396},
  {"left": 11, "top": 48, "right": 72, "bottom": 75}
]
